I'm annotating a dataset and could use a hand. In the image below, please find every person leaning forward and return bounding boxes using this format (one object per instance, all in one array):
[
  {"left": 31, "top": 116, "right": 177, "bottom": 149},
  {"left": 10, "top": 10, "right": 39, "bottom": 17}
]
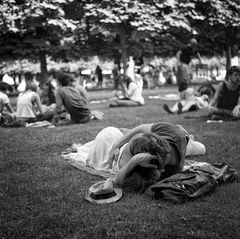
[{"left": 53, "top": 73, "right": 91, "bottom": 124}]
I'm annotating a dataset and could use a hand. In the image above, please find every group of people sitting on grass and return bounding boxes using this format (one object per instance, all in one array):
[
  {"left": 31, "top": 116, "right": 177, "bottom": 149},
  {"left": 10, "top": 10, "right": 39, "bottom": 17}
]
[
  {"left": 163, "top": 65, "right": 240, "bottom": 120},
  {"left": 1, "top": 65, "right": 240, "bottom": 127},
  {"left": 0, "top": 71, "right": 103, "bottom": 126}
]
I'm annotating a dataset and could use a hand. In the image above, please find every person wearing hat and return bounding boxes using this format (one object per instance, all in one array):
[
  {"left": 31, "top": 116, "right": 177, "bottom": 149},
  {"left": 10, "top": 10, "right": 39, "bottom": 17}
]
[
  {"left": 0, "top": 81, "right": 15, "bottom": 123},
  {"left": 53, "top": 72, "right": 91, "bottom": 124}
]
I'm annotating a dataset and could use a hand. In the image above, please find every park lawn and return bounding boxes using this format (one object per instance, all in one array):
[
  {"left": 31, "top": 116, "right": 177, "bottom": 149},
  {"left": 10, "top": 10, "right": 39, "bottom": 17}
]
[{"left": 0, "top": 87, "right": 240, "bottom": 239}]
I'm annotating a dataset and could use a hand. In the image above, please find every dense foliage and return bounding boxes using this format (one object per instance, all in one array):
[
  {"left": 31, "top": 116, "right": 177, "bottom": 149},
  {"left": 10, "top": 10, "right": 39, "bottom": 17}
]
[{"left": 0, "top": 0, "right": 240, "bottom": 78}]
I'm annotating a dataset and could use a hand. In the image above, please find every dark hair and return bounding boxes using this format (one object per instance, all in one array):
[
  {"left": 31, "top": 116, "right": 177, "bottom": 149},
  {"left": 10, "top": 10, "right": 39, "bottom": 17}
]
[
  {"left": 25, "top": 81, "right": 37, "bottom": 92},
  {"left": 121, "top": 166, "right": 160, "bottom": 193},
  {"left": 57, "top": 72, "right": 74, "bottom": 86},
  {"left": 129, "top": 133, "right": 170, "bottom": 168},
  {"left": 0, "top": 81, "right": 10, "bottom": 92},
  {"left": 121, "top": 133, "right": 171, "bottom": 193},
  {"left": 198, "top": 84, "right": 215, "bottom": 99},
  {"left": 39, "top": 81, "right": 56, "bottom": 105},
  {"left": 226, "top": 66, "right": 240, "bottom": 80},
  {"left": 118, "top": 74, "right": 132, "bottom": 88},
  {"left": 25, "top": 72, "right": 34, "bottom": 82}
]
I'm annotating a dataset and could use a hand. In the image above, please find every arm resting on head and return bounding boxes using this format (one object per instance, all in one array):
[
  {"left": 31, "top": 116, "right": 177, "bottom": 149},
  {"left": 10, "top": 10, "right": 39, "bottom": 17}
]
[
  {"left": 108, "top": 123, "right": 153, "bottom": 163},
  {"left": 114, "top": 153, "right": 157, "bottom": 186}
]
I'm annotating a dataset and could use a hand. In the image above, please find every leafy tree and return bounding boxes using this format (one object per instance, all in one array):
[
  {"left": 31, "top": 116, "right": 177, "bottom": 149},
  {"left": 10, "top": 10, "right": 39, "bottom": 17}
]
[
  {"left": 75, "top": 0, "right": 194, "bottom": 72},
  {"left": 191, "top": 0, "right": 240, "bottom": 69},
  {"left": 0, "top": 0, "right": 77, "bottom": 81}
]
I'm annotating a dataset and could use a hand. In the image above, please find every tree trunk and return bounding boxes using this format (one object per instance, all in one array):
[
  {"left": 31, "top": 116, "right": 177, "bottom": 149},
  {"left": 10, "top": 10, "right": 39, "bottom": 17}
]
[
  {"left": 119, "top": 25, "right": 128, "bottom": 74},
  {"left": 226, "top": 46, "right": 232, "bottom": 70},
  {"left": 39, "top": 51, "right": 48, "bottom": 82}
]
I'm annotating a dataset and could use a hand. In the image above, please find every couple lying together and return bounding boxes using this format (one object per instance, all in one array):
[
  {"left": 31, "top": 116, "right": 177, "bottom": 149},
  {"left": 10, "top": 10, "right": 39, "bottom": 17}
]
[{"left": 65, "top": 122, "right": 206, "bottom": 193}]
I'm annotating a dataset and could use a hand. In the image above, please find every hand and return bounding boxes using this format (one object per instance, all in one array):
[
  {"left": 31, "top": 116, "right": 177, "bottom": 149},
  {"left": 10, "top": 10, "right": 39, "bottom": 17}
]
[
  {"left": 232, "top": 105, "right": 240, "bottom": 117},
  {"left": 132, "top": 153, "right": 158, "bottom": 169},
  {"left": 108, "top": 147, "right": 120, "bottom": 164}
]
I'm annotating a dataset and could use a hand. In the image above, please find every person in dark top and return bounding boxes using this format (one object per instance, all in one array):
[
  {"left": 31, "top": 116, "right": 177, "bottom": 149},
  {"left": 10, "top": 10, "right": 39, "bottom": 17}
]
[
  {"left": 95, "top": 65, "right": 103, "bottom": 88},
  {"left": 53, "top": 73, "right": 91, "bottom": 124},
  {"left": 176, "top": 38, "right": 202, "bottom": 99},
  {"left": 208, "top": 65, "right": 240, "bottom": 120},
  {"left": 108, "top": 122, "right": 190, "bottom": 193}
]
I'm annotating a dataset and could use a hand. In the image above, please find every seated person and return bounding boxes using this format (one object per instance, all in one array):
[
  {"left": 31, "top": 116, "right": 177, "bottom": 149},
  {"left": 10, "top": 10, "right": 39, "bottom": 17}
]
[
  {"left": 65, "top": 122, "right": 205, "bottom": 193},
  {"left": 38, "top": 80, "right": 56, "bottom": 106},
  {"left": 0, "top": 81, "right": 15, "bottom": 123},
  {"left": 208, "top": 65, "right": 240, "bottom": 120},
  {"left": 109, "top": 75, "right": 144, "bottom": 107},
  {"left": 163, "top": 87, "right": 209, "bottom": 114},
  {"left": 53, "top": 72, "right": 91, "bottom": 124},
  {"left": 15, "top": 81, "right": 54, "bottom": 123}
]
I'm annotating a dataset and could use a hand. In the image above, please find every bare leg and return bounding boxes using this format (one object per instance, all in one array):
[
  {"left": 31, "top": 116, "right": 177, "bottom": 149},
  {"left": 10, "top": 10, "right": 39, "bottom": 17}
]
[{"left": 111, "top": 99, "right": 141, "bottom": 107}]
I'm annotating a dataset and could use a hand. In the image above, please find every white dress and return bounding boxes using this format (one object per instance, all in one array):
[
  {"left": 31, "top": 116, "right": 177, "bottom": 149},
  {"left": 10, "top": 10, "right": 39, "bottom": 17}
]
[
  {"left": 64, "top": 127, "right": 124, "bottom": 172},
  {"left": 62, "top": 127, "right": 206, "bottom": 173}
]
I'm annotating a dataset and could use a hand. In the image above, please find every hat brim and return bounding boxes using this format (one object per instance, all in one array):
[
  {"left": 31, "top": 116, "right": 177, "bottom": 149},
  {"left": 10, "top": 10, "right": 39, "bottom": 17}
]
[{"left": 85, "top": 188, "right": 122, "bottom": 204}]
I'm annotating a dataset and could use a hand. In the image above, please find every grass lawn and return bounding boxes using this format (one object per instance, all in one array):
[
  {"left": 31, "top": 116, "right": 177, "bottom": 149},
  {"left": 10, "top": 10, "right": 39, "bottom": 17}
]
[{"left": 0, "top": 86, "right": 240, "bottom": 239}]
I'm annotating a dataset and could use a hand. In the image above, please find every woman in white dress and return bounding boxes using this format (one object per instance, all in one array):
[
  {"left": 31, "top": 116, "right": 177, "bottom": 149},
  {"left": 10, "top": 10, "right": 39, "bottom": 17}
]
[{"left": 64, "top": 122, "right": 206, "bottom": 193}]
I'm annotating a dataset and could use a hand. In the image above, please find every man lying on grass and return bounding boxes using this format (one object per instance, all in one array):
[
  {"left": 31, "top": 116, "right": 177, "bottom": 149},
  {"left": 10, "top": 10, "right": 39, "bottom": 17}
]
[{"left": 64, "top": 122, "right": 205, "bottom": 193}]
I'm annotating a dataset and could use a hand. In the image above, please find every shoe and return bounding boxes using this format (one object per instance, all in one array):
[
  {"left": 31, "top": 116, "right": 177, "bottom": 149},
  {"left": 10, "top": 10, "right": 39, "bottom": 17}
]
[
  {"left": 109, "top": 103, "right": 118, "bottom": 107},
  {"left": 177, "top": 102, "right": 183, "bottom": 114},
  {"left": 163, "top": 104, "right": 174, "bottom": 114}
]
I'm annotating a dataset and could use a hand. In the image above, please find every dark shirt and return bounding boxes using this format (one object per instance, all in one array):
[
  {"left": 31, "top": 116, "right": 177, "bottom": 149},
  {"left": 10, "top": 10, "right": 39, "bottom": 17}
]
[
  {"left": 217, "top": 82, "right": 240, "bottom": 110},
  {"left": 151, "top": 122, "right": 188, "bottom": 178},
  {"left": 56, "top": 86, "right": 91, "bottom": 122},
  {"left": 180, "top": 45, "right": 198, "bottom": 64}
]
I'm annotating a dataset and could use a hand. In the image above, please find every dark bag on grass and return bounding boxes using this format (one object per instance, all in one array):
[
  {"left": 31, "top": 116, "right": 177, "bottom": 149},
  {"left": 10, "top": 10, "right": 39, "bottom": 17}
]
[{"left": 146, "top": 170, "right": 218, "bottom": 204}]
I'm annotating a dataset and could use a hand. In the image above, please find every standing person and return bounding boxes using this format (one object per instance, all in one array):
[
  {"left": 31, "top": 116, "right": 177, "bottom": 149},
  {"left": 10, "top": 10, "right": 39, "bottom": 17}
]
[
  {"left": 208, "top": 65, "right": 240, "bottom": 120},
  {"left": 109, "top": 75, "right": 144, "bottom": 107},
  {"left": 95, "top": 65, "right": 103, "bottom": 88},
  {"left": 126, "top": 56, "right": 135, "bottom": 81},
  {"left": 53, "top": 73, "right": 91, "bottom": 124},
  {"left": 0, "top": 82, "right": 15, "bottom": 122},
  {"left": 112, "top": 62, "right": 120, "bottom": 90},
  {"left": 176, "top": 38, "right": 202, "bottom": 99}
]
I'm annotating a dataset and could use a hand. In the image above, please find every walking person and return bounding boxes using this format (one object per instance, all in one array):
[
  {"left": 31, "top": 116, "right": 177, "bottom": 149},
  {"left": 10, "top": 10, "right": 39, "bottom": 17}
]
[
  {"left": 95, "top": 65, "right": 103, "bottom": 88},
  {"left": 176, "top": 38, "right": 202, "bottom": 99}
]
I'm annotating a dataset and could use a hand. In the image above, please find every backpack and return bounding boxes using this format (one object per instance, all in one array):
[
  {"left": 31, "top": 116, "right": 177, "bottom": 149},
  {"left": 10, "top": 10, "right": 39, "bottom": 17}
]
[
  {"left": 146, "top": 163, "right": 238, "bottom": 204},
  {"left": 146, "top": 170, "right": 217, "bottom": 204}
]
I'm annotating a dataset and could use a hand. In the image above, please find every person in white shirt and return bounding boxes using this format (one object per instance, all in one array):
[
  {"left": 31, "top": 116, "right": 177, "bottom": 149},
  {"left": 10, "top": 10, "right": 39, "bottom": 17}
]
[
  {"left": 109, "top": 75, "right": 144, "bottom": 107},
  {"left": 16, "top": 81, "right": 54, "bottom": 122}
]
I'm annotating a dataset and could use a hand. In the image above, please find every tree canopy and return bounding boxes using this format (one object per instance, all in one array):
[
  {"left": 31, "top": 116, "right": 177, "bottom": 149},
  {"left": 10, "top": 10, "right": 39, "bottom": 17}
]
[{"left": 0, "top": 0, "right": 240, "bottom": 77}]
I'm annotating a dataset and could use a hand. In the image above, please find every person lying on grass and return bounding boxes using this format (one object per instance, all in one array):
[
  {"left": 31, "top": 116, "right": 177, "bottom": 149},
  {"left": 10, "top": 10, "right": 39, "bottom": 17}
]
[
  {"left": 163, "top": 87, "right": 209, "bottom": 115},
  {"left": 208, "top": 65, "right": 240, "bottom": 120},
  {"left": 65, "top": 122, "right": 205, "bottom": 193},
  {"left": 109, "top": 74, "right": 144, "bottom": 107}
]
